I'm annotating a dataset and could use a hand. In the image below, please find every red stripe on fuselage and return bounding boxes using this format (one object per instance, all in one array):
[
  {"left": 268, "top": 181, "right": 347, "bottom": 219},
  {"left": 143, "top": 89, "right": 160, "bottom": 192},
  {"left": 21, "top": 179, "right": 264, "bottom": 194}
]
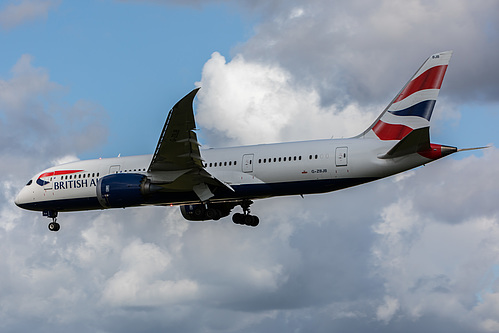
[
  {"left": 393, "top": 65, "right": 448, "bottom": 103},
  {"left": 38, "top": 170, "right": 84, "bottom": 179},
  {"left": 372, "top": 121, "right": 413, "bottom": 140}
]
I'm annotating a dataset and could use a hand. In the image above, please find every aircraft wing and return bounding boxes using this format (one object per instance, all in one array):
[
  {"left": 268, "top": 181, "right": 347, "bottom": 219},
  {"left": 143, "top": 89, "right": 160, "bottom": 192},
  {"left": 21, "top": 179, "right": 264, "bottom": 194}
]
[
  {"left": 148, "top": 88, "right": 203, "bottom": 172},
  {"left": 147, "top": 88, "right": 233, "bottom": 201}
]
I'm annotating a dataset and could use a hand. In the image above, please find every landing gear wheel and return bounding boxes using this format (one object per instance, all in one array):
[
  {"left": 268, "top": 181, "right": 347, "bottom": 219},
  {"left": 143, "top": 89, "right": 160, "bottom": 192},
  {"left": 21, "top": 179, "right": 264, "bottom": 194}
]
[
  {"left": 48, "top": 222, "right": 60, "bottom": 232},
  {"left": 232, "top": 200, "right": 260, "bottom": 227},
  {"left": 43, "top": 210, "right": 60, "bottom": 232},
  {"left": 250, "top": 215, "right": 259, "bottom": 227},
  {"left": 243, "top": 214, "right": 254, "bottom": 225},
  {"left": 232, "top": 213, "right": 244, "bottom": 225},
  {"left": 232, "top": 212, "right": 259, "bottom": 227}
]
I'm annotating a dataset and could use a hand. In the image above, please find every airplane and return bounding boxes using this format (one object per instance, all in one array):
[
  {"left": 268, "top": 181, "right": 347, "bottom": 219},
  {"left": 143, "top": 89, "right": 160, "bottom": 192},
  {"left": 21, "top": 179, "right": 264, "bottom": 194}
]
[{"left": 15, "top": 50, "right": 474, "bottom": 231}]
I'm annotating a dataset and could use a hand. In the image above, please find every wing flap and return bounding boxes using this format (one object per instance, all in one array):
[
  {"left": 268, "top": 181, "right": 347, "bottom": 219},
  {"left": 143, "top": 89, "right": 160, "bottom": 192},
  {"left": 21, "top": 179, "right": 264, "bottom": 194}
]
[{"left": 193, "top": 183, "right": 214, "bottom": 202}]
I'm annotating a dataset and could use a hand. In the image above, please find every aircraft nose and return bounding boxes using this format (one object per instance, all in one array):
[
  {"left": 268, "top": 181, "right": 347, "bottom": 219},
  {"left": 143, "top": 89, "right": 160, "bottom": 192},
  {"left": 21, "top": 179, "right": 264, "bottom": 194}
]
[
  {"left": 14, "top": 190, "right": 24, "bottom": 208},
  {"left": 14, "top": 186, "right": 30, "bottom": 209}
]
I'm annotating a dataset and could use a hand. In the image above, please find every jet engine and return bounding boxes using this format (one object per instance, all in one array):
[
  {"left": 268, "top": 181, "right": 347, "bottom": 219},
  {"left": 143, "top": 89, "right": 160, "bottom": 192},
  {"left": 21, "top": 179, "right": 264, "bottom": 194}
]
[{"left": 97, "top": 173, "right": 155, "bottom": 209}]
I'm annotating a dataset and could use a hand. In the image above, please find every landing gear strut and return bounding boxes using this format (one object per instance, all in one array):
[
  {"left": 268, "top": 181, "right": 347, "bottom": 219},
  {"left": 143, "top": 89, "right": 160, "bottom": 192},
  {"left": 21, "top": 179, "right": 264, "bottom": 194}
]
[
  {"left": 43, "top": 210, "right": 60, "bottom": 232},
  {"left": 232, "top": 200, "right": 259, "bottom": 227}
]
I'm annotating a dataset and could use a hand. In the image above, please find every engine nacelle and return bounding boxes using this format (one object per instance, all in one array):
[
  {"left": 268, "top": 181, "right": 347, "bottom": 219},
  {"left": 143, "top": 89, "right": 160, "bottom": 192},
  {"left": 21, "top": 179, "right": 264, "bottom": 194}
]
[
  {"left": 180, "top": 203, "right": 235, "bottom": 221},
  {"left": 97, "top": 173, "right": 151, "bottom": 209},
  {"left": 180, "top": 204, "right": 207, "bottom": 221}
]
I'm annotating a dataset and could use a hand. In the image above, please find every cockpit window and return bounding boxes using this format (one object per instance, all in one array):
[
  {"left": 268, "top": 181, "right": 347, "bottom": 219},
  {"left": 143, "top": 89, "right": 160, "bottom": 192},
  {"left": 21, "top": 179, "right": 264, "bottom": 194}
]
[{"left": 26, "top": 180, "right": 33, "bottom": 186}]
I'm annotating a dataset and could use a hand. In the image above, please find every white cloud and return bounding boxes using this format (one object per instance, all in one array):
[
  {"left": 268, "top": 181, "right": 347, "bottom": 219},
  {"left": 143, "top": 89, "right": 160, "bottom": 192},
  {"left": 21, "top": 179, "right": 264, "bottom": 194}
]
[
  {"left": 398, "top": 149, "right": 499, "bottom": 223},
  {"left": 475, "top": 293, "right": 499, "bottom": 332},
  {"left": 245, "top": 0, "right": 499, "bottom": 104},
  {"left": 0, "top": 54, "right": 60, "bottom": 112},
  {"left": 371, "top": 187, "right": 499, "bottom": 329},
  {"left": 196, "top": 52, "right": 375, "bottom": 146},
  {"left": 376, "top": 296, "right": 400, "bottom": 323},
  {"left": 102, "top": 239, "right": 199, "bottom": 307},
  {"left": 0, "top": 54, "right": 108, "bottom": 171},
  {"left": 0, "top": 0, "right": 59, "bottom": 30}
]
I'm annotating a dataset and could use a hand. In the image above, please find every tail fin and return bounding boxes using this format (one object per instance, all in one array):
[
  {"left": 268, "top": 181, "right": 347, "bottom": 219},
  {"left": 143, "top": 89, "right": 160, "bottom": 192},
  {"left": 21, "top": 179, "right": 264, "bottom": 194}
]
[{"left": 361, "top": 51, "right": 452, "bottom": 143}]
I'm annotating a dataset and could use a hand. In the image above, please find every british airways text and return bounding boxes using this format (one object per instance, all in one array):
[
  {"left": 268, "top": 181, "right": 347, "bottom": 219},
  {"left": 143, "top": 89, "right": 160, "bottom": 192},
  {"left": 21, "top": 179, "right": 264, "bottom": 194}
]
[{"left": 53, "top": 178, "right": 98, "bottom": 190}]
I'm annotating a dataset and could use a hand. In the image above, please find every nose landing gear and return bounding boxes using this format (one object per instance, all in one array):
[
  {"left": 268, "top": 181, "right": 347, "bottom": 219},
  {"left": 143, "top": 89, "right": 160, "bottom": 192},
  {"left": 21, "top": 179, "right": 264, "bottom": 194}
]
[{"left": 43, "top": 210, "right": 60, "bottom": 232}]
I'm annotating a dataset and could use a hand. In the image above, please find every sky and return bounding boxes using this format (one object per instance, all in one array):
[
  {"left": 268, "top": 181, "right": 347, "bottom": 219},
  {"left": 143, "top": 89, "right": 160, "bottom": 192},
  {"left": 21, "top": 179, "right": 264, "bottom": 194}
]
[{"left": 1, "top": 0, "right": 499, "bottom": 332}]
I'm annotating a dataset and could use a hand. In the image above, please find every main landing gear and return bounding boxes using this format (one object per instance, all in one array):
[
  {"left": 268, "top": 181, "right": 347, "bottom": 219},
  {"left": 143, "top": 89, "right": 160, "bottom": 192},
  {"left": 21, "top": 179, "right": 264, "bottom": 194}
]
[
  {"left": 43, "top": 210, "right": 60, "bottom": 232},
  {"left": 232, "top": 200, "right": 259, "bottom": 227}
]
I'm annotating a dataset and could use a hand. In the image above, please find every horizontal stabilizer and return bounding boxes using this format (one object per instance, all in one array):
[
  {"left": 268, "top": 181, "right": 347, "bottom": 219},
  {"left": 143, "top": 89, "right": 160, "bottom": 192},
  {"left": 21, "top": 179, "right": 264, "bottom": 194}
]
[{"left": 378, "top": 127, "right": 430, "bottom": 159}]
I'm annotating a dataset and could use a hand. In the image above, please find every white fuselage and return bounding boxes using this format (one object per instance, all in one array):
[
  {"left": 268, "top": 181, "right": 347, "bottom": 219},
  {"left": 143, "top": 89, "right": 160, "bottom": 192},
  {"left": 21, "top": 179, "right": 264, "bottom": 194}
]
[{"left": 15, "top": 137, "right": 432, "bottom": 212}]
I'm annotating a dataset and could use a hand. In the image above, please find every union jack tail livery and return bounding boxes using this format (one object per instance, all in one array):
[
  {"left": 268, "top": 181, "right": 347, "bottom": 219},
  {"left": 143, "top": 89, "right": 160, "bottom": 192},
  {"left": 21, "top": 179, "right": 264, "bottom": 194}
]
[{"left": 360, "top": 51, "right": 454, "bottom": 158}]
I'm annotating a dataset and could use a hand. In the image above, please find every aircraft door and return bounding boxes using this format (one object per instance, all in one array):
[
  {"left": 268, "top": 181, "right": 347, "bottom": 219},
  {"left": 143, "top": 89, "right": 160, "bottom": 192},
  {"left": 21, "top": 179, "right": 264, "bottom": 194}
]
[
  {"left": 109, "top": 165, "right": 121, "bottom": 174},
  {"left": 335, "top": 147, "right": 348, "bottom": 167},
  {"left": 242, "top": 154, "right": 254, "bottom": 173}
]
